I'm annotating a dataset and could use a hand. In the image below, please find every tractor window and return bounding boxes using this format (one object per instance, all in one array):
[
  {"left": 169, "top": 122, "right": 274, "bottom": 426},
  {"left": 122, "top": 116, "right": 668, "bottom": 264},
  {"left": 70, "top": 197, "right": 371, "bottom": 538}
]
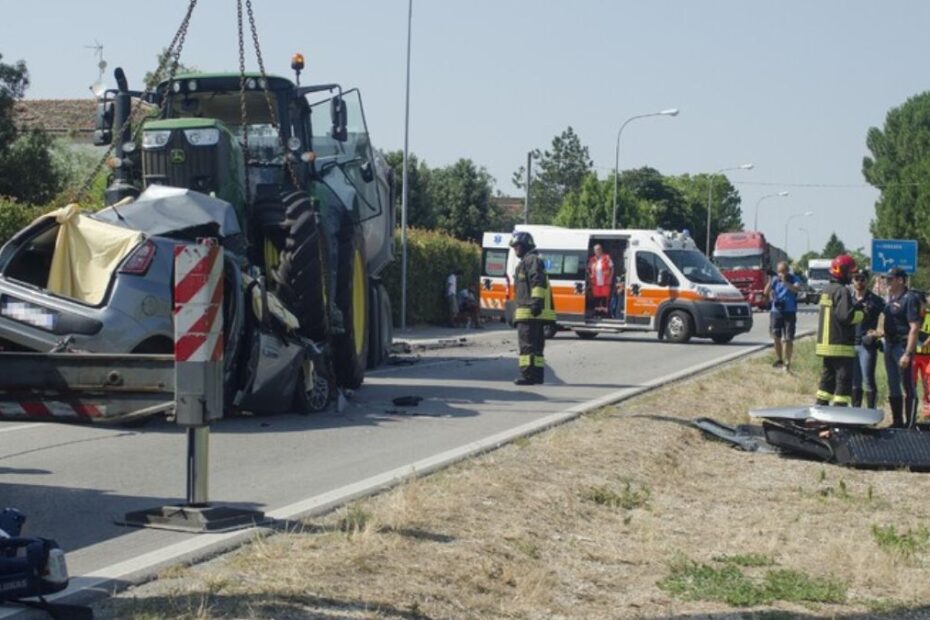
[
  {"left": 167, "top": 90, "right": 288, "bottom": 164},
  {"left": 308, "top": 89, "right": 384, "bottom": 224},
  {"left": 230, "top": 123, "right": 284, "bottom": 165}
]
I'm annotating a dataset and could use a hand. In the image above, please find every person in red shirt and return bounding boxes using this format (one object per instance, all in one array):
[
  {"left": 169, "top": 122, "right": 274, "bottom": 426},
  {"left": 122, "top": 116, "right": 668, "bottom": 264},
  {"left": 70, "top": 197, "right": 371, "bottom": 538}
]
[{"left": 587, "top": 244, "right": 614, "bottom": 316}]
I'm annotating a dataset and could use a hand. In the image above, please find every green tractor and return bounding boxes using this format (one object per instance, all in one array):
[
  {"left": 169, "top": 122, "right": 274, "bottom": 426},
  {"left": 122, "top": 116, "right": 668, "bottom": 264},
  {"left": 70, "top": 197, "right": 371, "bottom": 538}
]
[{"left": 94, "top": 66, "right": 394, "bottom": 391}]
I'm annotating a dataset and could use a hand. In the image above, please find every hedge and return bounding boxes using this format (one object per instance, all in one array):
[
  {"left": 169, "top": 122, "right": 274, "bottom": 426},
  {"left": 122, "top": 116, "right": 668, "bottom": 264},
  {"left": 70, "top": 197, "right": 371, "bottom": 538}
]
[
  {"left": 380, "top": 227, "right": 482, "bottom": 326},
  {"left": 0, "top": 197, "right": 49, "bottom": 246}
]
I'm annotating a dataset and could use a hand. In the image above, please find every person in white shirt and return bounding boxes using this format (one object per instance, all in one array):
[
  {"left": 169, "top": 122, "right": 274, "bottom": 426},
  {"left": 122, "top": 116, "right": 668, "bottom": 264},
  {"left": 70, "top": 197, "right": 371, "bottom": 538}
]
[{"left": 446, "top": 270, "right": 461, "bottom": 327}]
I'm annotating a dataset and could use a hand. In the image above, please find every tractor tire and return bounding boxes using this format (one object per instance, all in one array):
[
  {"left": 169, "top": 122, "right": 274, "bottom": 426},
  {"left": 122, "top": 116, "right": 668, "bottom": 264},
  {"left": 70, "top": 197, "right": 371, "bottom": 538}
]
[
  {"left": 367, "top": 279, "right": 393, "bottom": 369},
  {"left": 274, "top": 191, "right": 329, "bottom": 342},
  {"left": 367, "top": 280, "right": 381, "bottom": 370},
  {"left": 332, "top": 222, "right": 369, "bottom": 389}
]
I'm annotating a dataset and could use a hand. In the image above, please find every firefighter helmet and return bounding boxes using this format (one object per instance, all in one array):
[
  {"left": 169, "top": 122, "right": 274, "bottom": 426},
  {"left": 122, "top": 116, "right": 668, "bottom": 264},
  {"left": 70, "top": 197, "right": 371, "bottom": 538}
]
[
  {"left": 509, "top": 231, "right": 536, "bottom": 251},
  {"left": 829, "top": 254, "right": 858, "bottom": 280}
]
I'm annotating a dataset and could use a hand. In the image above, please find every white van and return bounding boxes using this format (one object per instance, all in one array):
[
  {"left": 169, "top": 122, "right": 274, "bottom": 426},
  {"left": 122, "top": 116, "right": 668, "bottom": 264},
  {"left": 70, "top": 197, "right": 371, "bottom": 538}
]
[
  {"left": 806, "top": 258, "right": 832, "bottom": 296},
  {"left": 484, "top": 225, "right": 752, "bottom": 343}
]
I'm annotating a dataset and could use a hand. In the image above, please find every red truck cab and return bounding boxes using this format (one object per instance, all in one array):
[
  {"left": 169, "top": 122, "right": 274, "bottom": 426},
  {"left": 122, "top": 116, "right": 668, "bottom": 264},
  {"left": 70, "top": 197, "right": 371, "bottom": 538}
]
[{"left": 713, "top": 231, "right": 786, "bottom": 310}]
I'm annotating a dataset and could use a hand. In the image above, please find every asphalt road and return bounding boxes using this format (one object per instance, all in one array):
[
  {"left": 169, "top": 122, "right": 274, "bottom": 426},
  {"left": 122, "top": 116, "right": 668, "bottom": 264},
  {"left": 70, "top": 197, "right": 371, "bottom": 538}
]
[{"left": 0, "top": 309, "right": 817, "bottom": 611}]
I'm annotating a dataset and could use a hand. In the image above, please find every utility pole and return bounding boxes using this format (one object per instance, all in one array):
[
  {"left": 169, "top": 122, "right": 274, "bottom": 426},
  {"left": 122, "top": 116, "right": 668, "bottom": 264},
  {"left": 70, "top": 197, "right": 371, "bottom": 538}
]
[
  {"left": 400, "top": 0, "right": 413, "bottom": 330},
  {"left": 523, "top": 151, "right": 532, "bottom": 224}
]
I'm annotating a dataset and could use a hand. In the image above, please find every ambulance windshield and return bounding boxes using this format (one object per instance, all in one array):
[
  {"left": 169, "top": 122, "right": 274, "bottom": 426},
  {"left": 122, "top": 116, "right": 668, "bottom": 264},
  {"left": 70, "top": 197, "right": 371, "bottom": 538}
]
[{"left": 665, "top": 250, "right": 729, "bottom": 285}]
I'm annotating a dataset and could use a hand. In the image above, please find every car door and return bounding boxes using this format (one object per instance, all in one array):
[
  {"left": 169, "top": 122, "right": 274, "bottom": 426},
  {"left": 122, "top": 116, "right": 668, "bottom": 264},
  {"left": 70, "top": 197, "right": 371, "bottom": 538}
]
[{"left": 627, "top": 250, "right": 676, "bottom": 326}]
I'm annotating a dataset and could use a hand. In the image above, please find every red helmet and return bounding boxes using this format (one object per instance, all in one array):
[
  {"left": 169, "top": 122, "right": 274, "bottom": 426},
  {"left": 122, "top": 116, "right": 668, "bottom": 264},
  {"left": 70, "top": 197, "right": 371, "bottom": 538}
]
[{"left": 829, "top": 254, "right": 858, "bottom": 280}]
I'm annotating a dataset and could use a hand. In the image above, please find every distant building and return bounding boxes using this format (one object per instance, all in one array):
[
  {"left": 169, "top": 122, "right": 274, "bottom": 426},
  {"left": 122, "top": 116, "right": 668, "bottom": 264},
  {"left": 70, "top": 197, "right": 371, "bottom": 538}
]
[
  {"left": 13, "top": 99, "right": 97, "bottom": 144},
  {"left": 491, "top": 196, "right": 524, "bottom": 225}
]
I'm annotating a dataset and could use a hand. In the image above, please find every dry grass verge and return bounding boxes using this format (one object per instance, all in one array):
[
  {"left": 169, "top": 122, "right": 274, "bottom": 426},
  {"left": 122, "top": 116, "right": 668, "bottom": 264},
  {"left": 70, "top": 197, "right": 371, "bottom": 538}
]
[{"left": 95, "top": 339, "right": 930, "bottom": 619}]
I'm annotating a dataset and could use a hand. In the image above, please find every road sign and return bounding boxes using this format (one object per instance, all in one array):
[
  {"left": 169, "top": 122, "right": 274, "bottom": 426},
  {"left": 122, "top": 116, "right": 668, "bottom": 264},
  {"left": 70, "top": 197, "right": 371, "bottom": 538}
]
[{"left": 871, "top": 239, "right": 918, "bottom": 274}]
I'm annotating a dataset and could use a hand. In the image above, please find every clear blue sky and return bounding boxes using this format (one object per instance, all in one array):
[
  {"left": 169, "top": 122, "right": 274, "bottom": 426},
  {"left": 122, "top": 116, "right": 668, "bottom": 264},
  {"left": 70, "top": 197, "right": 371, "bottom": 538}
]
[{"left": 4, "top": 0, "right": 929, "bottom": 259}]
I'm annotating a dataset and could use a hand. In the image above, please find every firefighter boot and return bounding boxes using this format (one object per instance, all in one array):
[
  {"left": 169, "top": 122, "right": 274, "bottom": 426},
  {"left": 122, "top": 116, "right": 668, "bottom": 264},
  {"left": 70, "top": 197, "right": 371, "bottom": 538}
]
[
  {"left": 905, "top": 397, "right": 917, "bottom": 429},
  {"left": 866, "top": 390, "right": 877, "bottom": 409},
  {"left": 531, "top": 365, "right": 545, "bottom": 385},
  {"left": 815, "top": 399, "right": 831, "bottom": 406},
  {"left": 889, "top": 396, "right": 904, "bottom": 428},
  {"left": 852, "top": 388, "right": 863, "bottom": 408}
]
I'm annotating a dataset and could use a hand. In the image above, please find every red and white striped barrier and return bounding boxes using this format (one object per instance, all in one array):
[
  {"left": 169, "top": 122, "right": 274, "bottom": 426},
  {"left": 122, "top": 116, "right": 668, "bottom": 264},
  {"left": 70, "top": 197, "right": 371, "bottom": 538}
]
[
  {"left": 0, "top": 401, "right": 104, "bottom": 419},
  {"left": 173, "top": 241, "right": 224, "bottom": 363}
]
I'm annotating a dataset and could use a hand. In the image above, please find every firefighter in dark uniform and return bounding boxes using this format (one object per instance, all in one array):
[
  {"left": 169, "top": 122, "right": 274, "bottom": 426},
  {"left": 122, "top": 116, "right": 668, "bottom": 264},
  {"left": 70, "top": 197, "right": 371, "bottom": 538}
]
[
  {"left": 815, "top": 254, "right": 864, "bottom": 406},
  {"left": 510, "top": 231, "right": 555, "bottom": 385}
]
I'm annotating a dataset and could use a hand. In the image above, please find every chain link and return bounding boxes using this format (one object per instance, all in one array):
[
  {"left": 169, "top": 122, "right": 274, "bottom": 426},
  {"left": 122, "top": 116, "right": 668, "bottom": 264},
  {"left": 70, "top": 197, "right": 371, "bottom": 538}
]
[
  {"left": 74, "top": 0, "right": 199, "bottom": 204},
  {"left": 245, "top": 0, "right": 300, "bottom": 189}
]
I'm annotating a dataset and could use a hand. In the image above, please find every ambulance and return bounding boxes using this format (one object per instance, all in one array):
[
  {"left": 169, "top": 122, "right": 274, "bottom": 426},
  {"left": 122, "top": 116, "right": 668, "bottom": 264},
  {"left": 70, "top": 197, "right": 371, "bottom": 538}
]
[
  {"left": 481, "top": 225, "right": 753, "bottom": 343},
  {"left": 479, "top": 231, "right": 512, "bottom": 321}
]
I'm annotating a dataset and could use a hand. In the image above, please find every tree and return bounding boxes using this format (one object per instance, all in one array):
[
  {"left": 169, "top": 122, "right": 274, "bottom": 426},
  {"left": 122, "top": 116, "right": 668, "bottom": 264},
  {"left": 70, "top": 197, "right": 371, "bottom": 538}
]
[
  {"left": 383, "top": 150, "right": 435, "bottom": 229},
  {"left": 822, "top": 232, "right": 847, "bottom": 258},
  {"left": 666, "top": 173, "right": 743, "bottom": 253},
  {"left": 554, "top": 172, "right": 611, "bottom": 228},
  {"left": 0, "top": 54, "right": 63, "bottom": 204},
  {"left": 622, "top": 167, "right": 690, "bottom": 232},
  {"left": 513, "top": 127, "right": 592, "bottom": 224},
  {"left": 863, "top": 91, "right": 930, "bottom": 250},
  {"left": 429, "top": 158, "right": 495, "bottom": 242},
  {"left": 0, "top": 53, "right": 28, "bottom": 149},
  {"left": 794, "top": 251, "right": 820, "bottom": 274},
  {"left": 143, "top": 48, "right": 197, "bottom": 90}
]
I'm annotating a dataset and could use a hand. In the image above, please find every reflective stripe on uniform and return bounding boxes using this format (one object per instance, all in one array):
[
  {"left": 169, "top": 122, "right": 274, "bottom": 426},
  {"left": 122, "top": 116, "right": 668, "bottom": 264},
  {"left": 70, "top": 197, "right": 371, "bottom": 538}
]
[
  {"left": 533, "top": 356, "right": 545, "bottom": 367},
  {"left": 816, "top": 389, "right": 834, "bottom": 401},
  {"left": 515, "top": 307, "right": 557, "bottom": 322},
  {"left": 815, "top": 343, "right": 855, "bottom": 357},
  {"left": 819, "top": 293, "right": 832, "bottom": 353},
  {"left": 832, "top": 394, "right": 852, "bottom": 405},
  {"left": 519, "top": 354, "right": 532, "bottom": 368},
  {"left": 852, "top": 310, "right": 864, "bottom": 325},
  {"left": 531, "top": 286, "right": 547, "bottom": 299}
]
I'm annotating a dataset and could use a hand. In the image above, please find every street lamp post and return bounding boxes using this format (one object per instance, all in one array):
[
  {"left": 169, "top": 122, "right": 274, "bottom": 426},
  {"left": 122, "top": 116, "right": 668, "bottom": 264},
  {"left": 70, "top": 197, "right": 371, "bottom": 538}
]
[
  {"left": 523, "top": 151, "right": 532, "bottom": 224},
  {"left": 784, "top": 211, "right": 814, "bottom": 256},
  {"left": 705, "top": 163, "right": 754, "bottom": 256},
  {"left": 797, "top": 227, "right": 811, "bottom": 254},
  {"left": 612, "top": 108, "right": 679, "bottom": 229},
  {"left": 753, "top": 191, "right": 789, "bottom": 231},
  {"left": 400, "top": 0, "right": 413, "bottom": 330}
]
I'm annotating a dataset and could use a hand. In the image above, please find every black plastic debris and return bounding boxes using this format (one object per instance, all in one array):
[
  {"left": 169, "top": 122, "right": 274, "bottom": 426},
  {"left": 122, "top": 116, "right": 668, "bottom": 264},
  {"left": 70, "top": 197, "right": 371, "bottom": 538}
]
[
  {"left": 692, "top": 417, "right": 767, "bottom": 452},
  {"left": 392, "top": 395, "right": 423, "bottom": 407},
  {"left": 832, "top": 427, "right": 930, "bottom": 470}
]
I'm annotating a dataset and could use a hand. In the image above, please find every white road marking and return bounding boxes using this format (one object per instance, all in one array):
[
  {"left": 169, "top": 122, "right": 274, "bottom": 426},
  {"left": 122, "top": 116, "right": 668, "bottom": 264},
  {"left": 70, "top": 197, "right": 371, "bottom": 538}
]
[{"left": 0, "top": 423, "right": 44, "bottom": 434}]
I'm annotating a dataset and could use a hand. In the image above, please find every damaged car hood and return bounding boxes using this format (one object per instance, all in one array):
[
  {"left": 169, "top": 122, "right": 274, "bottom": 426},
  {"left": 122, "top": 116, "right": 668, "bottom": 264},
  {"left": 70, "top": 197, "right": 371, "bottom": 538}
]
[{"left": 93, "top": 186, "right": 241, "bottom": 238}]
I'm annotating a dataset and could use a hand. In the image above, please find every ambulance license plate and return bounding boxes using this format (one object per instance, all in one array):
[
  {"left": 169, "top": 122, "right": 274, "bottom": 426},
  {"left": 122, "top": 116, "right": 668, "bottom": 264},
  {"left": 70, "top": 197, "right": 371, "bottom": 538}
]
[{"left": 735, "top": 320, "right": 746, "bottom": 327}]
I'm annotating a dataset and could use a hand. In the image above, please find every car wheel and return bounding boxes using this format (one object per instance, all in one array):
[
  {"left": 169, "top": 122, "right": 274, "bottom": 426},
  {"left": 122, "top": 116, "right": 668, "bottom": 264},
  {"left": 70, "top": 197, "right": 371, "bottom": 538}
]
[{"left": 664, "top": 310, "right": 693, "bottom": 343}]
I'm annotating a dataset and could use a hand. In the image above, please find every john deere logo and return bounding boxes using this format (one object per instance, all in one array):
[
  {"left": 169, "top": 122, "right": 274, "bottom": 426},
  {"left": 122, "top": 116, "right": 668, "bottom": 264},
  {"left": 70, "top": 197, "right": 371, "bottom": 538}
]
[{"left": 170, "top": 149, "right": 186, "bottom": 164}]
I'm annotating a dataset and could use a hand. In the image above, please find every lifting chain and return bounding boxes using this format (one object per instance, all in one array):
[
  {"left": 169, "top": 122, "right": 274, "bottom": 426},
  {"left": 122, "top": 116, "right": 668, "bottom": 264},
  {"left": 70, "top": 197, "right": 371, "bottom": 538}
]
[
  {"left": 74, "top": 0, "right": 199, "bottom": 204},
  {"left": 237, "top": 0, "right": 300, "bottom": 191}
]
